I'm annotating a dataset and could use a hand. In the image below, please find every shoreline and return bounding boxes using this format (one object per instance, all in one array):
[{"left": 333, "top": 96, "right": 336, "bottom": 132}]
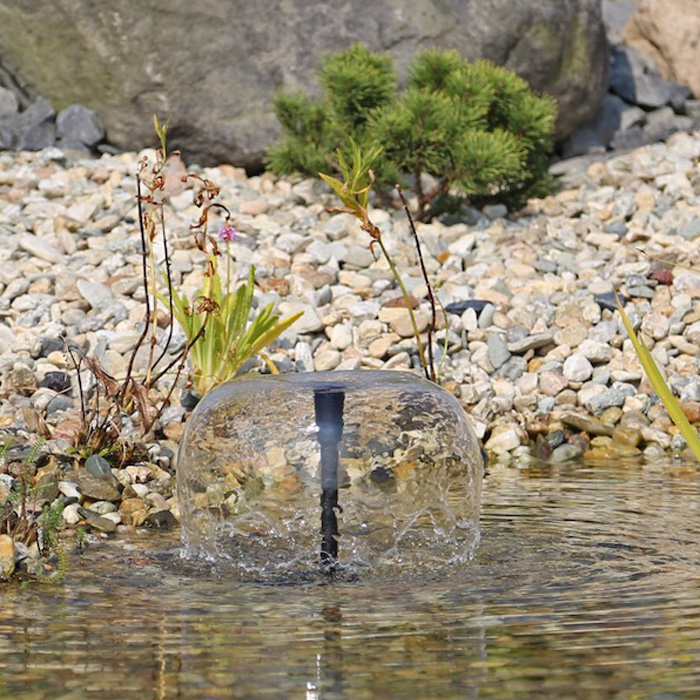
[{"left": 1, "top": 131, "right": 700, "bottom": 566}]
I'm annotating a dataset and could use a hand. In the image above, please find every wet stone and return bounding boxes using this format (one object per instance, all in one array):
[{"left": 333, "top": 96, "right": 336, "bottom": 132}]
[
  {"left": 84, "top": 454, "right": 112, "bottom": 479},
  {"left": 559, "top": 412, "right": 614, "bottom": 437},
  {"left": 73, "top": 470, "right": 121, "bottom": 502}
]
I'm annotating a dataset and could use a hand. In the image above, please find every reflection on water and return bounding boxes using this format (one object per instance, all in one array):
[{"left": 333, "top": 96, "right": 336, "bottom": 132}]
[{"left": 3, "top": 457, "right": 700, "bottom": 698}]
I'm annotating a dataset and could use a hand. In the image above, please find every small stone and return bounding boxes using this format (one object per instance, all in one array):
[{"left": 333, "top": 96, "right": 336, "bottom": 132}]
[
  {"left": 0, "top": 534, "right": 15, "bottom": 580},
  {"left": 446, "top": 299, "right": 489, "bottom": 315},
  {"left": 594, "top": 292, "right": 625, "bottom": 311},
  {"left": 508, "top": 333, "right": 554, "bottom": 354},
  {"left": 84, "top": 454, "right": 112, "bottom": 479},
  {"left": 487, "top": 333, "right": 511, "bottom": 370},
  {"left": 56, "top": 104, "right": 104, "bottom": 147},
  {"left": 578, "top": 339, "right": 613, "bottom": 363},
  {"left": 329, "top": 323, "right": 353, "bottom": 350},
  {"left": 314, "top": 349, "right": 341, "bottom": 371},
  {"left": 120, "top": 498, "right": 149, "bottom": 527},
  {"left": 58, "top": 481, "right": 81, "bottom": 501},
  {"left": 146, "top": 510, "right": 178, "bottom": 530},
  {"left": 278, "top": 301, "right": 324, "bottom": 334},
  {"left": 18, "top": 234, "right": 67, "bottom": 264},
  {"left": 378, "top": 307, "right": 429, "bottom": 338},
  {"left": 180, "top": 390, "right": 202, "bottom": 410},
  {"left": 612, "top": 426, "right": 642, "bottom": 447},
  {"left": 539, "top": 370, "right": 568, "bottom": 396},
  {"left": 79, "top": 508, "right": 117, "bottom": 533},
  {"left": 239, "top": 199, "right": 269, "bottom": 216},
  {"left": 163, "top": 420, "right": 186, "bottom": 442},
  {"left": 585, "top": 388, "right": 626, "bottom": 415},
  {"left": 37, "top": 371, "right": 71, "bottom": 393},
  {"left": 563, "top": 353, "right": 593, "bottom": 382},
  {"left": 485, "top": 427, "right": 521, "bottom": 454},
  {"left": 74, "top": 471, "right": 121, "bottom": 502},
  {"left": 681, "top": 401, "right": 700, "bottom": 424},
  {"left": 62, "top": 503, "right": 81, "bottom": 525},
  {"left": 550, "top": 443, "right": 584, "bottom": 463},
  {"left": 559, "top": 412, "right": 613, "bottom": 436},
  {"left": 4, "top": 364, "right": 36, "bottom": 395},
  {"left": 77, "top": 279, "right": 114, "bottom": 309}
]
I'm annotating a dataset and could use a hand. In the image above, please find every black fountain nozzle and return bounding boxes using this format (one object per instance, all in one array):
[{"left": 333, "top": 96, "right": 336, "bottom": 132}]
[{"left": 314, "top": 386, "right": 345, "bottom": 573}]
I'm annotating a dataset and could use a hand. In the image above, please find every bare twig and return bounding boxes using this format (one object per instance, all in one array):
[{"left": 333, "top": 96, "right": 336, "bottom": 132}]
[{"left": 396, "top": 184, "right": 437, "bottom": 382}]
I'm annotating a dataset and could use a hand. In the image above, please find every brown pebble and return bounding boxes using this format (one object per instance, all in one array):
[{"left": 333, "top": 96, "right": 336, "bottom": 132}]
[
  {"left": 612, "top": 425, "right": 642, "bottom": 448},
  {"left": 681, "top": 401, "right": 700, "bottom": 424},
  {"left": 383, "top": 295, "right": 419, "bottom": 309}
]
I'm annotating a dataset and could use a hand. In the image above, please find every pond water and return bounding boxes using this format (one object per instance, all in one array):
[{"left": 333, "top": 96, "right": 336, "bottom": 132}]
[{"left": 3, "top": 457, "right": 700, "bottom": 699}]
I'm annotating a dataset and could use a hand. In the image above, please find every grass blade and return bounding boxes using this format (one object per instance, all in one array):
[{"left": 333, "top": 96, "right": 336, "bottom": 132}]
[{"left": 617, "top": 292, "right": 700, "bottom": 461}]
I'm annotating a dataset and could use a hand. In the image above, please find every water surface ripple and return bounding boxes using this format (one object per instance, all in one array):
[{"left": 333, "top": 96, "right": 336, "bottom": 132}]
[{"left": 2, "top": 457, "right": 700, "bottom": 698}]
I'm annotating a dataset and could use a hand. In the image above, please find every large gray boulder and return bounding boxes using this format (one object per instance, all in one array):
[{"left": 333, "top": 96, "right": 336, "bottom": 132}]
[{"left": 0, "top": 0, "right": 607, "bottom": 167}]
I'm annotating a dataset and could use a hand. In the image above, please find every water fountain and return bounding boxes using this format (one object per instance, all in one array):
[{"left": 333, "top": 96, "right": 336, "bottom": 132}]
[{"left": 177, "top": 370, "right": 484, "bottom": 576}]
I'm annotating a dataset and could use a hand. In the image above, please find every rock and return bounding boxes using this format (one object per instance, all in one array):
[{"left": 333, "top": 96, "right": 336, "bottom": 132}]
[
  {"left": 0, "top": 86, "right": 19, "bottom": 116},
  {"left": 62, "top": 503, "right": 81, "bottom": 525},
  {"left": 625, "top": 0, "right": 700, "bottom": 99},
  {"left": 5, "top": 363, "right": 37, "bottom": 395},
  {"left": 485, "top": 426, "right": 522, "bottom": 453},
  {"left": 329, "top": 323, "right": 353, "bottom": 350},
  {"left": 561, "top": 93, "right": 643, "bottom": 158},
  {"left": 180, "top": 390, "right": 202, "bottom": 410},
  {"left": 314, "top": 349, "right": 342, "bottom": 371},
  {"left": 559, "top": 411, "right": 614, "bottom": 436},
  {"left": 278, "top": 301, "right": 324, "bottom": 334},
  {"left": 378, "top": 307, "right": 429, "bottom": 338},
  {"left": 539, "top": 370, "right": 569, "bottom": 397},
  {"left": 0, "top": 0, "right": 607, "bottom": 166},
  {"left": 120, "top": 498, "right": 149, "bottom": 527},
  {"left": 74, "top": 471, "right": 121, "bottom": 502},
  {"left": 563, "top": 353, "right": 593, "bottom": 381},
  {"left": 37, "top": 371, "right": 71, "bottom": 393},
  {"left": 18, "top": 234, "right": 67, "bottom": 264},
  {"left": 58, "top": 481, "right": 81, "bottom": 502},
  {"left": 146, "top": 510, "right": 178, "bottom": 530},
  {"left": 507, "top": 333, "right": 554, "bottom": 354},
  {"left": 0, "top": 534, "right": 15, "bottom": 580},
  {"left": 79, "top": 508, "right": 118, "bottom": 533},
  {"left": 446, "top": 299, "right": 489, "bottom": 315},
  {"left": 609, "top": 45, "right": 691, "bottom": 109},
  {"left": 487, "top": 333, "right": 511, "bottom": 370},
  {"left": 550, "top": 443, "right": 584, "bottom": 463},
  {"left": 84, "top": 454, "right": 112, "bottom": 479},
  {"left": 56, "top": 104, "right": 104, "bottom": 147},
  {"left": 578, "top": 339, "right": 613, "bottom": 363},
  {"left": 77, "top": 280, "right": 114, "bottom": 309},
  {"left": 585, "top": 387, "right": 627, "bottom": 415},
  {"left": 612, "top": 425, "right": 642, "bottom": 447}
]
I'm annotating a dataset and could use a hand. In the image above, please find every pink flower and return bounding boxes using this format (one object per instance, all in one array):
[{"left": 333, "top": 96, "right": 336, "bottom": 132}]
[{"left": 218, "top": 223, "right": 238, "bottom": 242}]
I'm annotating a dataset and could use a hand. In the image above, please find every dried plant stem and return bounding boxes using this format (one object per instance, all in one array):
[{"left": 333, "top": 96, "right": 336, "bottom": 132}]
[{"left": 396, "top": 185, "right": 437, "bottom": 382}]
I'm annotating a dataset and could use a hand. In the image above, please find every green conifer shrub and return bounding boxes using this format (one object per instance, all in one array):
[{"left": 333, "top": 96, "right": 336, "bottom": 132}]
[{"left": 267, "top": 45, "right": 557, "bottom": 220}]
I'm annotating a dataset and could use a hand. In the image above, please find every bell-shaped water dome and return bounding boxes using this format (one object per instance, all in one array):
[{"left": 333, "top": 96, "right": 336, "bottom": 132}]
[{"left": 177, "top": 371, "right": 483, "bottom": 576}]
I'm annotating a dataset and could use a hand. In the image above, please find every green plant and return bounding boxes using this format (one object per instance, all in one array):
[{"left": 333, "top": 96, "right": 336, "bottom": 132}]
[
  {"left": 1, "top": 437, "right": 67, "bottom": 582},
  {"left": 268, "top": 45, "right": 557, "bottom": 220},
  {"left": 320, "top": 143, "right": 440, "bottom": 381},
  {"left": 617, "top": 294, "right": 700, "bottom": 461},
  {"left": 168, "top": 257, "right": 302, "bottom": 395},
  {"left": 66, "top": 117, "right": 301, "bottom": 458}
]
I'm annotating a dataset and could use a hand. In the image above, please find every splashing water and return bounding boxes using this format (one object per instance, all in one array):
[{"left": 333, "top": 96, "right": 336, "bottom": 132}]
[{"left": 177, "top": 371, "right": 483, "bottom": 579}]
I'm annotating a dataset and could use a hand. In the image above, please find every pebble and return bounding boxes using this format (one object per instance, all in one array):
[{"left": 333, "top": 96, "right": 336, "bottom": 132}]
[
  {"left": 563, "top": 353, "right": 593, "bottom": 382},
  {"left": 0, "top": 131, "right": 698, "bottom": 561}
]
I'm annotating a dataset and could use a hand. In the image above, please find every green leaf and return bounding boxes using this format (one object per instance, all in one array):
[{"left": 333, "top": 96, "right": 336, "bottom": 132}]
[{"left": 617, "top": 293, "right": 700, "bottom": 461}]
